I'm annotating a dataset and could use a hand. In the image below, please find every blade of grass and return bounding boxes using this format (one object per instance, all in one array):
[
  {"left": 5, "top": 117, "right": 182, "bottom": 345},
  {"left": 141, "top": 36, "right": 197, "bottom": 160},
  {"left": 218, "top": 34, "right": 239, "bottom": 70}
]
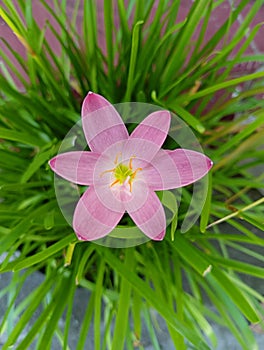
[
  {"left": 0, "top": 127, "right": 45, "bottom": 147},
  {"left": 2, "top": 273, "right": 55, "bottom": 350},
  {"left": 161, "top": 0, "right": 208, "bottom": 83},
  {"left": 97, "top": 247, "right": 211, "bottom": 350},
  {"left": 207, "top": 255, "right": 264, "bottom": 278},
  {"left": 104, "top": 0, "right": 114, "bottom": 79},
  {"left": 124, "top": 20, "right": 144, "bottom": 101},
  {"left": 171, "top": 235, "right": 260, "bottom": 323},
  {"left": 83, "top": 0, "right": 98, "bottom": 91},
  {"left": 10, "top": 234, "right": 76, "bottom": 271},
  {"left": 111, "top": 248, "right": 134, "bottom": 350},
  {"left": 75, "top": 292, "right": 96, "bottom": 350},
  {"left": 37, "top": 270, "right": 73, "bottom": 349},
  {"left": 175, "top": 70, "right": 264, "bottom": 104},
  {"left": 94, "top": 259, "right": 105, "bottom": 350},
  {"left": 200, "top": 172, "right": 213, "bottom": 233}
]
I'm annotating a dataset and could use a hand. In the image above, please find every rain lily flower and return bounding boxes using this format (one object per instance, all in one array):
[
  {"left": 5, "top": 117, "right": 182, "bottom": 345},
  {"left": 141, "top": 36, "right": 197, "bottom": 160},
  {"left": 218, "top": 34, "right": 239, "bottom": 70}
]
[{"left": 49, "top": 92, "right": 213, "bottom": 241}]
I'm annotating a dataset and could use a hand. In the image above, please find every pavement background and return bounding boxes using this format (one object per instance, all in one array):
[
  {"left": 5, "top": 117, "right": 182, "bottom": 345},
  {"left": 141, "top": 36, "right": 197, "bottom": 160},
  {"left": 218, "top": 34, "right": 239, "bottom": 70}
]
[
  {"left": 1, "top": 222, "right": 264, "bottom": 349},
  {"left": 0, "top": 269, "right": 264, "bottom": 350}
]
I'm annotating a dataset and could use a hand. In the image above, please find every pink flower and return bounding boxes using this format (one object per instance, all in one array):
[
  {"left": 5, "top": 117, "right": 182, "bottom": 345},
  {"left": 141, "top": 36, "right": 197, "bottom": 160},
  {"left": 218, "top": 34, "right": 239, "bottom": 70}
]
[{"left": 49, "top": 92, "right": 213, "bottom": 241}]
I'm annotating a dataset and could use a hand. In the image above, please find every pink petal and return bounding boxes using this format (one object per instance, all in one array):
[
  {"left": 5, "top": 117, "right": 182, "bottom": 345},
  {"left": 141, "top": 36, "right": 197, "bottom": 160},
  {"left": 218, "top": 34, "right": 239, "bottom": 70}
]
[
  {"left": 130, "top": 110, "right": 171, "bottom": 148},
  {"left": 49, "top": 151, "right": 100, "bottom": 185},
  {"left": 73, "top": 186, "right": 124, "bottom": 240},
  {"left": 127, "top": 191, "right": 166, "bottom": 241},
  {"left": 144, "top": 149, "right": 213, "bottom": 190},
  {"left": 93, "top": 182, "right": 126, "bottom": 214},
  {"left": 122, "top": 138, "right": 162, "bottom": 165},
  {"left": 123, "top": 180, "right": 150, "bottom": 213},
  {"left": 81, "top": 92, "right": 128, "bottom": 153}
]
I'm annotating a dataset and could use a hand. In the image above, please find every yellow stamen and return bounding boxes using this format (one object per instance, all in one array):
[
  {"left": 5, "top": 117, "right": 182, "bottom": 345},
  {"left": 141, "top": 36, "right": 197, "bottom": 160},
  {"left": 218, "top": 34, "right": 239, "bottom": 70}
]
[
  {"left": 128, "top": 168, "right": 142, "bottom": 192},
  {"left": 110, "top": 179, "right": 120, "bottom": 187},
  {"left": 129, "top": 178, "right": 132, "bottom": 192},
  {"left": 131, "top": 167, "right": 142, "bottom": 179},
  {"left": 100, "top": 168, "right": 115, "bottom": 177},
  {"left": 114, "top": 152, "right": 122, "bottom": 164},
  {"left": 129, "top": 156, "right": 136, "bottom": 169}
]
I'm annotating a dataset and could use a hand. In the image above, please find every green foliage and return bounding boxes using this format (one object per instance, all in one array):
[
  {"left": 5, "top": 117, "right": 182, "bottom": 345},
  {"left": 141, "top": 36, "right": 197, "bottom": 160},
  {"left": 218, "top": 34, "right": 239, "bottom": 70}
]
[{"left": 1, "top": 0, "right": 264, "bottom": 349}]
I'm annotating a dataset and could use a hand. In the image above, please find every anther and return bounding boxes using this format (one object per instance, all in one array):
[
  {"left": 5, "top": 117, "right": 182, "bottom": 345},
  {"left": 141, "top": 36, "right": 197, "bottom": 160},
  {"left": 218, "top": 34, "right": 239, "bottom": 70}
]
[
  {"left": 114, "top": 152, "right": 122, "bottom": 165},
  {"left": 100, "top": 168, "right": 115, "bottom": 177},
  {"left": 110, "top": 179, "right": 120, "bottom": 188},
  {"left": 129, "top": 156, "right": 136, "bottom": 169}
]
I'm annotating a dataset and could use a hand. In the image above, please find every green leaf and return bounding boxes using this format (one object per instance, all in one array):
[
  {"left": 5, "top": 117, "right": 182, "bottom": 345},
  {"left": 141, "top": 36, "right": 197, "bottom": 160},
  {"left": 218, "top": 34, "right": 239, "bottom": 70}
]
[
  {"left": 12, "top": 234, "right": 76, "bottom": 271},
  {"left": 170, "top": 103, "right": 206, "bottom": 134},
  {"left": 171, "top": 236, "right": 260, "bottom": 323},
  {"left": 0, "top": 127, "right": 45, "bottom": 147},
  {"left": 162, "top": 0, "right": 208, "bottom": 78},
  {"left": 185, "top": 296, "right": 217, "bottom": 348},
  {"left": 207, "top": 270, "right": 260, "bottom": 324},
  {"left": 208, "top": 255, "right": 264, "bottom": 278},
  {"left": 20, "top": 142, "right": 58, "bottom": 183},
  {"left": 200, "top": 172, "right": 213, "bottom": 233},
  {"left": 98, "top": 247, "right": 211, "bottom": 350},
  {"left": 37, "top": 271, "right": 73, "bottom": 350},
  {"left": 76, "top": 292, "right": 96, "bottom": 350},
  {"left": 2, "top": 273, "right": 55, "bottom": 350},
  {"left": 111, "top": 248, "right": 134, "bottom": 350},
  {"left": 176, "top": 70, "right": 264, "bottom": 104},
  {"left": 94, "top": 259, "right": 105, "bottom": 350},
  {"left": 124, "top": 20, "right": 144, "bottom": 101}
]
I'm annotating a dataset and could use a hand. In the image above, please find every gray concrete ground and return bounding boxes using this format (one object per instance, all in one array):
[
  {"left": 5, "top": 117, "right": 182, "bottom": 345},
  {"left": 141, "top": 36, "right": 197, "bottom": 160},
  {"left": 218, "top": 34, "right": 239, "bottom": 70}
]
[{"left": 0, "top": 263, "right": 264, "bottom": 349}]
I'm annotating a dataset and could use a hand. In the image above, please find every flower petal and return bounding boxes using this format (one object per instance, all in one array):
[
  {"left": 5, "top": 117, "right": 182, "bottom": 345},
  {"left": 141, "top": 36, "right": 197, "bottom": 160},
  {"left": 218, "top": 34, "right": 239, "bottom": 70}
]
[
  {"left": 81, "top": 92, "right": 129, "bottom": 153},
  {"left": 122, "top": 138, "right": 162, "bottom": 165},
  {"left": 127, "top": 191, "right": 166, "bottom": 241},
  {"left": 123, "top": 180, "right": 150, "bottom": 213},
  {"left": 49, "top": 151, "right": 100, "bottom": 185},
  {"left": 144, "top": 149, "right": 213, "bottom": 190},
  {"left": 73, "top": 186, "right": 124, "bottom": 240},
  {"left": 130, "top": 110, "right": 171, "bottom": 148}
]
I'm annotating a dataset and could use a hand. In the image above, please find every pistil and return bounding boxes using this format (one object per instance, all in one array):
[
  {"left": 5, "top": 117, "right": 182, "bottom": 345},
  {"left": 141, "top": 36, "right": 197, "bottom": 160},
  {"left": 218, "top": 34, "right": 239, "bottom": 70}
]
[{"left": 101, "top": 154, "right": 142, "bottom": 193}]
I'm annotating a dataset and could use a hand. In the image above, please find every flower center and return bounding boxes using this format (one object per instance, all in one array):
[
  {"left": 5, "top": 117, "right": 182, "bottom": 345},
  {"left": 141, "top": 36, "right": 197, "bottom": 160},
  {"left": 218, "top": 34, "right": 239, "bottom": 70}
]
[
  {"left": 101, "top": 154, "right": 142, "bottom": 193},
  {"left": 114, "top": 163, "right": 134, "bottom": 184}
]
